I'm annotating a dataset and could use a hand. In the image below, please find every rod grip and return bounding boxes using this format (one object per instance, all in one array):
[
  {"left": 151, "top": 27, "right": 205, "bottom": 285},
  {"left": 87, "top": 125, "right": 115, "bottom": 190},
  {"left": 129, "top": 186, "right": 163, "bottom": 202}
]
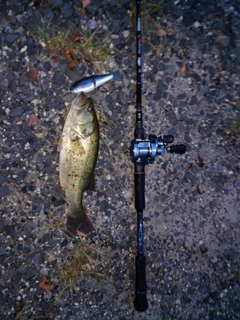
[
  {"left": 134, "top": 164, "right": 145, "bottom": 211},
  {"left": 134, "top": 255, "right": 148, "bottom": 312}
]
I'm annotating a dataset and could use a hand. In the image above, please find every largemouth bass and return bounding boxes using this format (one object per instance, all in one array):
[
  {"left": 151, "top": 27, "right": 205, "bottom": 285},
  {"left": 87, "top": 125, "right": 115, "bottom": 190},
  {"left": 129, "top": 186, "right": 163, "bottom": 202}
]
[
  {"left": 58, "top": 92, "right": 99, "bottom": 236},
  {"left": 70, "top": 70, "right": 122, "bottom": 94}
]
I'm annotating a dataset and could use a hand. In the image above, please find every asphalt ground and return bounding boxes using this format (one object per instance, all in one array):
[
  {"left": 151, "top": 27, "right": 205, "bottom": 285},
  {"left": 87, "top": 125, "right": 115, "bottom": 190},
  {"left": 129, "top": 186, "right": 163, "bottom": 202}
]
[{"left": 0, "top": 0, "right": 240, "bottom": 319}]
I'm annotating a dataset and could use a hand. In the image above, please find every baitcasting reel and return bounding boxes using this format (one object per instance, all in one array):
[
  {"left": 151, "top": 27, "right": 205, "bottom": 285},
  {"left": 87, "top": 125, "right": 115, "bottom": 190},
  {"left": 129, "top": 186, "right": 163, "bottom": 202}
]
[{"left": 131, "top": 134, "right": 186, "bottom": 164}]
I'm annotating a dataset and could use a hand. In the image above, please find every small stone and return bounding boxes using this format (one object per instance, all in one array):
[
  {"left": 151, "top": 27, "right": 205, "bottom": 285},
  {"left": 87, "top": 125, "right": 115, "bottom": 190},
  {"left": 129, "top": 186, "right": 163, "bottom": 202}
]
[
  {"left": 33, "top": 254, "right": 44, "bottom": 266},
  {"left": 183, "top": 182, "right": 191, "bottom": 190},
  {"left": 72, "top": 0, "right": 81, "bottom": 7},
  {"left": 58, "top": 59, "right": 68, "bottom": 69},
  {"left": 189, "top": 96, "right": 198, "bottom": 105},
  {"left": 166, "top": 64, "right": 176, "bottom": 76},
  {"left": 7, "top": 72, "right": 16, "bottom": 81},
  {"left": 172, "top": 6, "right": 182, "bottom": 18},
  {"left": 88, "top": 19, "right": 97, "bottom": 30},
  {"left": 53, "top": 71, "right": 65, "bottom": 85},
  {"left": 86, "top": 0, "right": 100, "bottom": 14},
  {"left": 50, "top": 0, "right": 63, "bottom": 8},
  {"left": 122, "top": 30, "right": 130, "bottom": 38},
  {"left": 7, "top": 0, "right": 18, "bottom": 5},
  {"left": 23, "top": 221, "right": 36, "bottom": 235},
  {"left": 19, "top": 75, "right": 25, "bottom": 86},
  {"left": 0, "top": 247, "right": 6, "bottom": 255},
  {"left": 40, "top": 268, "right": 49, "bottom": 276},
  {"left": 5, "top": 34, "right": 16, "bottom": 43},
  {"left": 0, "top": 186, "right": 11, "bottom": 197},
  {"left": 199, "top": 244, "right": 208, "bottom": 254},
  {"left": 61, "top": 3, "right": 73, "bottom": 19},
  {"left": 43, "top": 61, "right": 51, "bottom": 71},
  {"left": 16, "top": 13, "right": 26, "bottom": 23},
  {"left": 4, "top": 225, "right": 17, "bottom": 240},
  {"left": 179, "top": 38, "right": 189, "bottom": 48},
  {"left": 44, "top": 293, "right": 52, "bottom": 300},
  {"left": 193, "top": 21, "right": 201, "bottom": 28},
  {"left": 221, "top": 38, "right": 229, "bottom": 47},
  {"left": 9, "top": 107, "right": 24, "bottom": 117},
  {"left": 43, "top": 8, "right": 54, "bottom": 20},
  {"left": 0, "top": 76, "right": 8, "bottom": 87}
]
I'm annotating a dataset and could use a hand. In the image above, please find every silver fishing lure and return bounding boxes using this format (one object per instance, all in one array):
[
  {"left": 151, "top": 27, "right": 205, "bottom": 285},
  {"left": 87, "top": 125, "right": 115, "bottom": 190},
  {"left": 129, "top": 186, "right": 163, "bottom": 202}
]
[{"left": 70, "top": 70, "right": 122, "bottom": 93}]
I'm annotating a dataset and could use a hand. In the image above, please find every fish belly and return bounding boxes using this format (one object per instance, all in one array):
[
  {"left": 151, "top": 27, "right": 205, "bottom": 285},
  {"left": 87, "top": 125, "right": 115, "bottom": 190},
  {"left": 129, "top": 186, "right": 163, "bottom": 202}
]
[{"left": 59, "top": 133, "right": 98, "bottom": 220}]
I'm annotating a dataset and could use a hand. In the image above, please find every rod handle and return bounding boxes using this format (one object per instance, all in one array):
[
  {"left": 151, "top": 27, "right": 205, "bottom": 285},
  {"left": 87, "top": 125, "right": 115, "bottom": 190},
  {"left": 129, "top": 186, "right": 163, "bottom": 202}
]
[
  {"left": 134, "top": 255, "right": 148, "bottom": 312},
  {"left": 134, "top": 164, "right": 145, "bottom": 211}
]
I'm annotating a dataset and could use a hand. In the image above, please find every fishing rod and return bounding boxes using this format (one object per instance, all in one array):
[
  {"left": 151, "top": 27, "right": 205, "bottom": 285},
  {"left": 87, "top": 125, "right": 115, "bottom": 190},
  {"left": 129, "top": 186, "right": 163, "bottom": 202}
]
[{"left": 131, "top": 0, "right": 186, "bottom": 312}]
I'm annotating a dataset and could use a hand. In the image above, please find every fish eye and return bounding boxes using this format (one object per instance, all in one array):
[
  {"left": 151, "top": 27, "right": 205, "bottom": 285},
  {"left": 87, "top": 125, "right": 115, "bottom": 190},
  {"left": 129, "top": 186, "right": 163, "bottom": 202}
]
[{"left": 87, "top": 107, "right": 92, "bottom": 112}]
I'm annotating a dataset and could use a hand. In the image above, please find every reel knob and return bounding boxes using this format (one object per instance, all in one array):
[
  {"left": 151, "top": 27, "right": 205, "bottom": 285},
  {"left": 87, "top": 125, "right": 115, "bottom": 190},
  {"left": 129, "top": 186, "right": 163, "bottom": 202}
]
[{"left": 168, "top": 145, "right": 186, "bottom": 154}]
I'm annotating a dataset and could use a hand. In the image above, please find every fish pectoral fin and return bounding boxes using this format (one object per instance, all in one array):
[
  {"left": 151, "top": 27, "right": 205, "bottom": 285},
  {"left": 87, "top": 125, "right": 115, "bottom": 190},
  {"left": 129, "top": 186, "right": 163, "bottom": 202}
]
[
  {"left": 77, "top": 140, "right": 86, "bottom": 154},
  {"left": 57, "top": 137, "right": 63, "bottom": 152}
]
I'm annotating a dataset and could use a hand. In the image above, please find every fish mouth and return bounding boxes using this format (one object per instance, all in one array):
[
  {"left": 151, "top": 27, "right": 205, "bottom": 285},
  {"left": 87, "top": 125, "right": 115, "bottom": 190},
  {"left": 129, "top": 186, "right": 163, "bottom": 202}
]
[{"left": 74, "top": 93, "right": 90, "bottom": 109}]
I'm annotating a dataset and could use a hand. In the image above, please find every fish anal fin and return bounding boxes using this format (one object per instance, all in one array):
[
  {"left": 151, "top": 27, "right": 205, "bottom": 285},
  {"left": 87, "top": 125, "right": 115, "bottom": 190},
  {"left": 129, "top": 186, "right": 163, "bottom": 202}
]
[
  {"left": 51, "top": 181, "right": 65, "bottom": 199},
  {"left": 85, "top": 171, "right": 96, "bottom": 191}
]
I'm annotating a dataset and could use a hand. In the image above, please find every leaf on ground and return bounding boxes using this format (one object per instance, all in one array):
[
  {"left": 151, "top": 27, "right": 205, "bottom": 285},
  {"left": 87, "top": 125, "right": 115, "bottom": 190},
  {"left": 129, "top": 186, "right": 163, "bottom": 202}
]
[
  {"left": 180, "top": 63, "right": 186, "bottom": 74},
  {"left": 44, "top": 306, "right": 54, "bottom": 319},
  {"left": 216, "top": 34, "right": 229, "bottom": 41},
  {"left": 81, "top": 0, "right": 91, "bottom": 8},
  {"left": 155, "top": 26, "right": 166, "bottom": 38},
  {"left": 64, "top": 47, "right": 73, "bottom": 61},
  {"left": 80, "top": 0, "right": 92, "bottom": 13},
  {"left": 39, "top": 276, "right": 54, "bottom": 293},
  {"left": 27, "top": 114, "right": 39, "bottom": 126},
  {"left": 29, "top": 69, "right": 38, "bottom": 83},
  {"left": 71, "top": 30, "right": 80, "bottom": 43},
  {"left": 141, "top": 35, "right": 147, "bottom": 43},
  {"left": 76, "top": 230, "right": 87, "bottom": 237},
  {"left": 67, "top": 61, "right": 75, "bottom": 70},
  {"left": 15, "top": 302, "right": 25, "bottom": 314},
  {"left": 40, "top": 0, "right": 49, "bottom": 8}
]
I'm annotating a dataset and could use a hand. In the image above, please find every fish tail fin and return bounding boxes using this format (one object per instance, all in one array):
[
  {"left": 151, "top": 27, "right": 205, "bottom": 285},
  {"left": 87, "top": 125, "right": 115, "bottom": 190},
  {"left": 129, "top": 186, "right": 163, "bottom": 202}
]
[
  {"left": 66, "top": 215, "right": 94, "bottom": 238},
  {"left": 112, "top": 70, "right": 122, "bottom": 81}
]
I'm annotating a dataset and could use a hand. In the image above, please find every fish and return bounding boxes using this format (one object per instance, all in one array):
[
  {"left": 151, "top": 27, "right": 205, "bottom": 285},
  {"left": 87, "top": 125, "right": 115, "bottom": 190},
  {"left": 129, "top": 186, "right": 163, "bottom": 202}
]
[
  {"left": 70, "top": 70, "right": 122, "bottom": 93},
  {"left": 58, "top": 92, "right": 99, "bottom": 236}
]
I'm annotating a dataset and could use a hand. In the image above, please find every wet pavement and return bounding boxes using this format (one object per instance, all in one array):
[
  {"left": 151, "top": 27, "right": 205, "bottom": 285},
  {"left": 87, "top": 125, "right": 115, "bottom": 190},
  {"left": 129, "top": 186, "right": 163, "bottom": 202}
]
[{"left": 0, "top": 0, "right": 240, "bottom": 319}]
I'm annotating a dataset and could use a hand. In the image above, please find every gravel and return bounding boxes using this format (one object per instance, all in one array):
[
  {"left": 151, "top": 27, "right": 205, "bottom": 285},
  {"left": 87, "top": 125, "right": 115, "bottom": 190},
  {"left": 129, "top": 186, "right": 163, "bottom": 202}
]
[{"left": 0, "top": 0, "right": 240, "bottom": 319}]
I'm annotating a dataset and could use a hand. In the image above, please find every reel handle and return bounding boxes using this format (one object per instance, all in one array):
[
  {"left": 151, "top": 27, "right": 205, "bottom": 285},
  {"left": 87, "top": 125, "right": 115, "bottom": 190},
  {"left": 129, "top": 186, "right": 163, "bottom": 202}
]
[
  {"left": 168, "top": 144, "right": 186, "bottom": 154},
  {"left": 134, "top": 255, "right": 148, "bottom": 312}
]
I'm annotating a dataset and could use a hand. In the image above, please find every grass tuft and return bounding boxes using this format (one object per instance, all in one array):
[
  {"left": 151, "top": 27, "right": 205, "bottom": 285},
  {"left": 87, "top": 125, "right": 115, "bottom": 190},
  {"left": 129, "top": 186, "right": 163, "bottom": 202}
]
[
  {"left": 51, "top": 217, "right": 106, "bottom": 292},
  {"left": 132, "top": 0, "right": 176, "bottom": 36},
  {"left": 58, "top": 237, "right": 105, "bottom": 292},
  {"left": 32, "top": 20, "right": 119, "bottom": 66}
]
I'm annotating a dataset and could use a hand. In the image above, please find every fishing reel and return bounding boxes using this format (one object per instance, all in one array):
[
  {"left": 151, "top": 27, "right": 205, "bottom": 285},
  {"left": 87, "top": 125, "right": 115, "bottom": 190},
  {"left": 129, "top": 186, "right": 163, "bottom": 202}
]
[{"left": 131, "top": 134, "right": 186, "bottom": 164}]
